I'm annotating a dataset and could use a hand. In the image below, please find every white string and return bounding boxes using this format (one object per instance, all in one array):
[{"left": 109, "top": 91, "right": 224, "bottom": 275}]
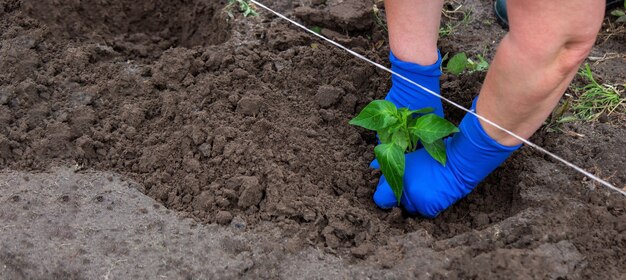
[{"left": 248, "top": 0, "right": 626, "bottom": 197}]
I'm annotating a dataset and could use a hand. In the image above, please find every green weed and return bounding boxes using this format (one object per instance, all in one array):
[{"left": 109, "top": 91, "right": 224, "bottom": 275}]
[
  {"left": 572, "top": 64, "right": 625, "bottom": 121},
  {"left": 445, "top": 52, "right": 489, "bottom": 75},
  {"left": 311, "top": 26, "right": 322, "bottom": 35},
  {"left": 609, "top": 1, "right": 626, "bottom": 23},
  {"left": 224, "top": 0, "right": 258, "bottom": 19},
  {"left": 439, "top": 23, "right": 455, "bottom": 37},
  {"left": 544, "top": 98, "right": 577, "bottom": 132}
]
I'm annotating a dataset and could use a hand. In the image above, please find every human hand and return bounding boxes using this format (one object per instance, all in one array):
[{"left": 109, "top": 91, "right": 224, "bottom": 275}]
[
  {"left": 385, "top": 51, "right": 444, "bottom": 118},
  {"left": 371, "top": 142, "right": 468, "bottom": 218},
  {"left": 371, "top": 109, "right": 521, "bottom": 218}
]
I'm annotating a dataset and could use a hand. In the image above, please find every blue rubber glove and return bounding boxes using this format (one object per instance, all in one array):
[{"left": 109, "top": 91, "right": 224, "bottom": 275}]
[
  {"left": 386, "top": 51, "right": 444, "bottom": 118},
  {"left": 372, "top": 100, "right": 521, "bottom": 218}
]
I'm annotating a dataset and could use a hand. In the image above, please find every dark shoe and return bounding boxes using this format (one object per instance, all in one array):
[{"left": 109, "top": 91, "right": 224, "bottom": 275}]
[
  {"left": 494, "top": 0, "right": 624, "bottom": 28},
  {"left": 494, "top": 0, "right": 508, "bottom": 27}
]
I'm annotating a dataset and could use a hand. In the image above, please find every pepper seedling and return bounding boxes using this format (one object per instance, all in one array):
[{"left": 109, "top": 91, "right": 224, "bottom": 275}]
[{"left": 349, "top": 100, "right": 459, "bottom": 203}]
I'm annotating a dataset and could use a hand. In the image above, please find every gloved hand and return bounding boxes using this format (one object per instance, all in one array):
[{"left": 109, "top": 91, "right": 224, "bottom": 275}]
[
  {"left": 385, "top": 51, "right": 444, "bottom": 118},
  {"left": 372, "top": 100, "right": 521, "bottom": 218}
]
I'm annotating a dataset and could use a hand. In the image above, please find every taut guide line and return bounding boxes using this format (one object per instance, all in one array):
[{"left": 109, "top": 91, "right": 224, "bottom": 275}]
[{"left": 247, "top": 0, "right": 626, "bottom": 197}]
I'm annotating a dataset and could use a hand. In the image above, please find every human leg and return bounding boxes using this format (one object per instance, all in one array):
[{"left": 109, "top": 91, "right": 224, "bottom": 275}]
[
  {"left": 374, "top": 0, "right": 605, "bottom": 217},
  {"left": 383, "top": 0, "right": 445, "bottom": 116},
  {"left": 385, "top": 0, "right": 444, "bottom": 65},
  {"left": 495, "top": 0, "right": 620, "bottom": 27},
  {"left": 477, "top": 0, "right": 604, "bottom": 146}
]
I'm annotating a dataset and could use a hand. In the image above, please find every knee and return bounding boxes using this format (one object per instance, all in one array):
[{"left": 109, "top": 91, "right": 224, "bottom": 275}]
[
  {"left": 512, "top": 32, "right": 596, "bottom": 76},
  {"left": 506, "top": 0, "right": 602, "bottom": 76},
  {"left": 554, "top": 34, "right": 596, "bottom": 76},
  {"left": 500, "top": 29, "right": 596, "bottom": 103}
]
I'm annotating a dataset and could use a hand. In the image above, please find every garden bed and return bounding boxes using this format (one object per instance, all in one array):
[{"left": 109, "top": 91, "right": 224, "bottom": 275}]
[{"left": 0, "top": 0, "right": 624, "bottom": 278}]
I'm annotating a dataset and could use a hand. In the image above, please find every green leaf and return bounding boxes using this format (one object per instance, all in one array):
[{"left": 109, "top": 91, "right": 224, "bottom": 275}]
[
  {"left": 409, "top": 114, "right": 459, "bottom": 143},
  {"left": 243, "top": 7, "right": 259, "bottom": 17},
  {"left": 610, "top": 9, "right": 626, "bottom": 17},
  {"left": 311, "top": 26, "right": 322, "bottom": 34},
  {"left": 381, "top": 123, "right": 405, "bottom": 143},
  {"left": 374, "top": 143, "right": 405, "bottom": 203},
  {"left": 475, "top": 55, "right": 489, "bottom": 72},
  {"left": 409, "top": 107, "right": 434, "bottom": 115},
  {"left": 408, "top": 116, "right": 417, "bottom": 127},
  {"left": 398, "top": 107, "right": 411, "bottom": 120},
  {"left": 557, "top": 115, "right": 578, "bottom": 124},
  {"left": 397, "top": 108, "right": 411, "bottom": 130},
  {"left": 349, "top": 100, "right": 399, "bottom": 131},
  {"left": 466, "top": 58, "right": 477, "bottom": 71},
  {"left": 407, "top": 117, "right": 419, "bottom": 151},
  {"left": 391, "top": 129, "right": 410, "bottom": 151},
  {"left": 378, "top": 129, "right": 393, "bottom": 144},
  {"left": 447, "top": 52, "right": 468, "bottom": 75},
  {"left": 423, "top": 139, "right": 447, "bottom": 166}
]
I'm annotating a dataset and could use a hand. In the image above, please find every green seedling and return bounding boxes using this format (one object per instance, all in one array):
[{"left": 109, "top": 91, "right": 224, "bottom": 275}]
[
  {"left": 572, "top": 63, "right": 625, "bottom": 121},
  {"left": 609, "top": 2, "right": 626, "bottom": 23},
  {"left": 445, "top": 52, "right": 489, "bottom": 75},
  {"left": 350, "top": 100, "right": 459, "bottom": 202},
  {"left": 224, "top": 0, "right": 258, "bottom": 19},
  {"left": 311, "top": 26, "right": 323, "bottom": 35},
  {"left": 439, "top": 23, "right": 455, "bottom": 37},
  {"left": 545, "top": 98, "right": 578, "bottom": 132}
]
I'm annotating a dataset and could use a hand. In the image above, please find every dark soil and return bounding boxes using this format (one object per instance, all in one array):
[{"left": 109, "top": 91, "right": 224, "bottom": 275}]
[{"left": 0, "top": 0, "right": 625, "bottom": 278}]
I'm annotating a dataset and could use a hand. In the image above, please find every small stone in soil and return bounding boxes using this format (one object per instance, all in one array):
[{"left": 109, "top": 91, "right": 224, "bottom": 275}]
[
  {"left": 198, "top": 143, "right": 212, "bottom": 157},
  {"left": 237, "top": 176, "right": 264, "bottom": 209},
  {"left": 0, "top": 86, "right": 13, "bottom": 105},
  {"left": 215, "top": 210, "right": 233, "bottom": 225},
  {"left": 319, "top": 109, "right": 336, "bottom": 122},
  {"left": 230, "top": 216, "right": 247, "bottom": 230},
  {"left": 322, "top": 226, "right": 341, "bottom": 249},
  {"left": 236, "top": 96, "right": 263, "bottom": 116},
  {"left": 232, "top": 68, "right": 249, "bottom": 79},
  {"left": 351, "top": 243, "right": 374, "bottom": 259},
  {"left": 315, "top": 85, "right": 344, "bottom": 108}
]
